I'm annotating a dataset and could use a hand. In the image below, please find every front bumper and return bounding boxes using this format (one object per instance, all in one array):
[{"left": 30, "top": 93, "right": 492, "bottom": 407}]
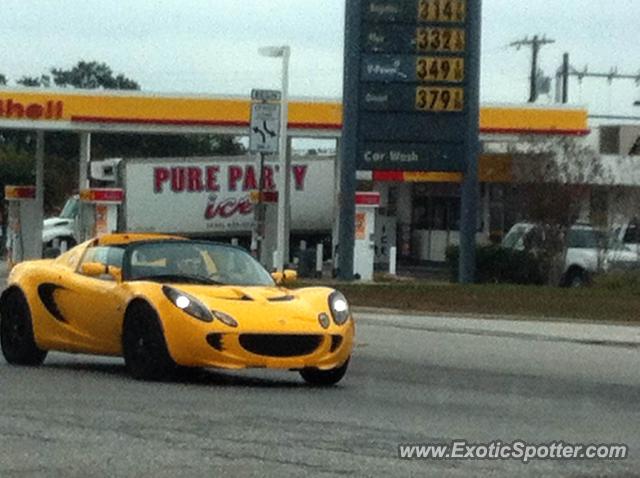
[{"left": 162, "top": 319, "right": 355, "bottom": 370}]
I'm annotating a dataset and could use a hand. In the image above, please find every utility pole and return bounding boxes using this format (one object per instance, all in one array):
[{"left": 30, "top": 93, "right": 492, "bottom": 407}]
[
  {"left": 561, "top": 52, "right": 569, "bottom": 103},
  {"left": 510, "top": 35, "right": 555, "bottom": 102}
]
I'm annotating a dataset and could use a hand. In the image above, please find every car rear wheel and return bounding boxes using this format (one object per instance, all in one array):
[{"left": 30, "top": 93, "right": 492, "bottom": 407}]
[
  {"left": 122, "top": 303, "right": 176, "bottom": 380},
  {"left": 300, "top": 357, "right": 350, "bottom": 386},
  {"left": 0, "top": 289, "right": 47, "bottom": 366}
]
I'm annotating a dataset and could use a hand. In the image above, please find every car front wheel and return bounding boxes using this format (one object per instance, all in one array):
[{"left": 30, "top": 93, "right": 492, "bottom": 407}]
[
  {"left": 122, "top": 303, "right": 176, "bottom": 381},
  {"left": 300, "top": 357, "right": 350, "bottom": 386},
  {"left": 0, "top": 289, "right": 47, "bottom": 366}
]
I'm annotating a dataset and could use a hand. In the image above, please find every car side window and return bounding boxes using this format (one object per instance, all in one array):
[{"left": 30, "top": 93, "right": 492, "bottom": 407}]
[
  {"left": 624, "top": 223, "right": 639, "bottom": 244},
  {"left": 106, "top": 247, "right": 125, "bottom": 268}
]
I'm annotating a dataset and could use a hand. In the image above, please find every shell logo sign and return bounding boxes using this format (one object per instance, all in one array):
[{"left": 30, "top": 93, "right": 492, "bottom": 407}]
[{"left": 0, "top": 97, "right": 64, "bottom": 120}]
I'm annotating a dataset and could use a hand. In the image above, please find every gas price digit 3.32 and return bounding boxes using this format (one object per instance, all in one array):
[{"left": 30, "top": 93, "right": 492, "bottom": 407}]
[
  {"left": 415, "top": 87, "right": 464, "bottom": 112},
  {"left": 416, "top": 27, "right": 465, "bottom": 52}
]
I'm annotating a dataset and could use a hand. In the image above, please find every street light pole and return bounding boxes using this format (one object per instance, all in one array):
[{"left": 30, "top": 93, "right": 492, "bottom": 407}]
[{"left": 259, "top": 45, "right": 290, "bottom": 272}]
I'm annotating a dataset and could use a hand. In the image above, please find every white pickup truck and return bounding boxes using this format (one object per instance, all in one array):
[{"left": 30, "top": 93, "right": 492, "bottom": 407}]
[
  {"left": 42, "top": 196, "right": 79, "bottom": 251},
  {"left": 502, "top": 222, "right": 640, "bottom": 286}
]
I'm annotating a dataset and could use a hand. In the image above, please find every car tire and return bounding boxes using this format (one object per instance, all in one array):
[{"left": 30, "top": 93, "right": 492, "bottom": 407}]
[
  {"left": 59, "top": 237, "right": 77, "bottom": 251},
  {"left": 300, "top": 357, "right": 350, "bottom": 386},
  {"left": 122, "top": 303, "right": 176, "bottom": 381},
  {"left": 566, "top": 268, "right": 588, "bottom": 288},
  {"left": 0, "top": 289, "right": 47, "bottom": 366}
]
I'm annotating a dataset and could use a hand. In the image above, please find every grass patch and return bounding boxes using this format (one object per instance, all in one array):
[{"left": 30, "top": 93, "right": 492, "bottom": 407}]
[
  {"left": 295, "top": 280, "right": 640, "bottom": 323},
  {"left": 592, "top": 270, "right": 640, "bottom": 294}
]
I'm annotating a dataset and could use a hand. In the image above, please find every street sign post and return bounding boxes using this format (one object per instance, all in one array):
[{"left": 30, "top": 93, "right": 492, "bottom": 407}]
[
  {"left": 339, "top": 0, "right": 482, "bottom": 282},
  {"left": 249, "top": 88, "right": 282, "bottom": 261}
]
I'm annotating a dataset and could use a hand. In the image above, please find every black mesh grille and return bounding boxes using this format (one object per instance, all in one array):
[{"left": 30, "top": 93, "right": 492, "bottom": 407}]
[
  {"left": 330, "top": 335, "right": 343, "bottom": 352},
  {"left": 239, "top": 334, "right": 322, "bottom": 357},
  {"left": 206, "top": 333, "right": 224, "bottom": 351}
]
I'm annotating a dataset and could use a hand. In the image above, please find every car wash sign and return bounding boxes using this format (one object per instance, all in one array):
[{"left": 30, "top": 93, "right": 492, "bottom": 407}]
[{"left": 345, "top": 0, "right": 479, "bottom": 172}]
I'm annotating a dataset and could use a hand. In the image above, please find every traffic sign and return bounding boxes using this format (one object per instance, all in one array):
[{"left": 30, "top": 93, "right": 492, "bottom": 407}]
[
  {"left": 249, "top": 102, "right": 280, "bottom": 153},
  {"left": 251, "top": 89, "right": 282, "bottom": 102}
]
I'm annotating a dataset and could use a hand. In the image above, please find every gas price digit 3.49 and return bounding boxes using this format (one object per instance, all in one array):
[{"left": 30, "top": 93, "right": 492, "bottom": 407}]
[
  {"left": 416, "top": 57, "right": 464, "bottom": 82},
  {"left": 415, "top": 86, "right": 464, "bottom": 112}
]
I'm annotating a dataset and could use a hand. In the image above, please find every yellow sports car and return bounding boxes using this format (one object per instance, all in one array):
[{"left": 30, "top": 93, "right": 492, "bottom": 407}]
[{"left": 1, "top": 234, "right": 354, "bottom": 385}]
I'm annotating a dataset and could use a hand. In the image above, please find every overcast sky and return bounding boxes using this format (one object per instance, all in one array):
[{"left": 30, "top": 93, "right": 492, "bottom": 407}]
[{"left": 1, "top": 0, "right": 639, "bottom": 117}]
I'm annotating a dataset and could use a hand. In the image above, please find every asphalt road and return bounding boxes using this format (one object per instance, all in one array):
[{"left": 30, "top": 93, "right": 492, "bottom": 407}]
[{"left": 1, "top": 310, "right": 639, "bottom": 477}]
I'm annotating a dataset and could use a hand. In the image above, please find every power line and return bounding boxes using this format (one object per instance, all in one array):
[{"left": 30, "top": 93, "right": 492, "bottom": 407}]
[
  {"left": 555, "top": 52, "right": 640, "bottom": 104},
  {"left": 509, "top": 35, "right": 555, "bottom": 103}
]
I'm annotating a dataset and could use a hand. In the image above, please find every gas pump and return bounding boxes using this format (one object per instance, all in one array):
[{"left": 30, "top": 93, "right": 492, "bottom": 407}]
[
  {"left": 250, "top": 190, "right": 279, "bottom": 269},
  {"left": 4, "top": 185, "right": 41, "bottom": 267},
  {"left": 353, "top": 192, "right": 380, "bottom": 281},
  {"left": 78, "top": 188, "right": 124, "bottom": 241}
]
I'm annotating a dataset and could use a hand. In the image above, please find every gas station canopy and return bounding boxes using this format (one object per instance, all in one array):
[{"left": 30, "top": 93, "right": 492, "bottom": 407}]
[{"left": 0, "top": 87, "right": 589, "bottom": 137}]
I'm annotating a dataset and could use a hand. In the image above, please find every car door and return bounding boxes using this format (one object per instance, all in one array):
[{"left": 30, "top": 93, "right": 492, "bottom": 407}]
[
  {"left": 53, "top": 245, "right": 129, "bottom": 355},
  {"left": 606, "top": 242, "right": 640, "bottom": 272}
]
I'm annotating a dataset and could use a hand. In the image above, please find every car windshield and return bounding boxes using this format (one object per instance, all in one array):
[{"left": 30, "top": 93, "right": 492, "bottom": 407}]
[
  {"left": 126, "top": 241, "right": 275, "bottom": 286},
  {"left": 502, "top": 224, "right": 531, "bottom": 249},
  {"left": 59, "top": 197, "right": 79, "bottom": 219}
]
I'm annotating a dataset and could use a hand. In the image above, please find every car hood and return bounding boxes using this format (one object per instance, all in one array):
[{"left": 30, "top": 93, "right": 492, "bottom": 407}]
[
  {"left": 164, "top": 284, "right": 331, "bottom": 328},
  {"left": 173, "top": 284, "right": 294, "bottom": 301},
  {"left": 43, "top": 217, "right": 73, "bottom": 229}
]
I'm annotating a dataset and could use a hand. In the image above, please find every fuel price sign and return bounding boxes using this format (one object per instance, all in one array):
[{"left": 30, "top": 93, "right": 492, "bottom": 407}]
[{"left": 345, "top": 0, "right": 480, "bottom": 172}]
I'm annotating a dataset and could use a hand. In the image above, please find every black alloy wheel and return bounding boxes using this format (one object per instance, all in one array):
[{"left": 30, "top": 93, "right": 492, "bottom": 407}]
[
  {"left": 0, "top": 290, "right": 48, "bottom": 366},
  {"left": 122, "top": 303, "right": 176, "bottom": 381}
]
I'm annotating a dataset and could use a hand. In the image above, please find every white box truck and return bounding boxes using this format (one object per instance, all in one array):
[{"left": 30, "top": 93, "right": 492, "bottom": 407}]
[{"left": 43, "top": 155, "right": 337, "bottom": 249}]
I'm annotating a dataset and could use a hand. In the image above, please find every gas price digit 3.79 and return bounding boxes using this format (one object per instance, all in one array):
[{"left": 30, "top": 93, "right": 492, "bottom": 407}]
[{"left": 415, "top": 86, "right": 464, "bottom": 112}]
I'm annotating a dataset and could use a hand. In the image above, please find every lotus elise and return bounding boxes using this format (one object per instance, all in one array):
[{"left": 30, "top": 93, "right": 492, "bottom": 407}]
[{"left": 0, "top": 234, "right": 354, "bottom": 385}]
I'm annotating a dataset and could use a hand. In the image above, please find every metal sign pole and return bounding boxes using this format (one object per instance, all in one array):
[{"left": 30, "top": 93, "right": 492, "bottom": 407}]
[
  {"left": 337, "top": 1, "right": 361, "bottom": 281},
  {"left": 459, "top": 0, "right": 482, "bottom": 284},
  {"left": 275, "top": 47, "right": 291, "bottom": 272}
]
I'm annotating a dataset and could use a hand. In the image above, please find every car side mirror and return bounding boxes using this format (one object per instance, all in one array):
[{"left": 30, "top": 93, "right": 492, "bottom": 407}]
[
  {"left": 271, "top": 269, "right": 298, "bottom": 285},
  {"left": 81, "top": 262, "right": 107, "bottom": 277},
  {"left": 80, "top": 262, "right": 122, "bottom": 282}
]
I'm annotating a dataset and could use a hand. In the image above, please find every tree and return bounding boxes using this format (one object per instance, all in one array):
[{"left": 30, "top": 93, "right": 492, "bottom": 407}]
[
  {"left": 509, "top": 136, "right": 608, "bottom": 226},
  {"left": 50, "top": 61, "right": 139, "bottom": 90},
  {"left": 505, "top": 135, "right": 612, "bottom": 284},
  {"left": 0, "top": 61, "right": 246, "bottom": 213},
  {"left": 0, "top": 74, "right": 6, "bottom": 85},
  {"left": 17, "top": 75, "right": 51, "bottom": 88}
]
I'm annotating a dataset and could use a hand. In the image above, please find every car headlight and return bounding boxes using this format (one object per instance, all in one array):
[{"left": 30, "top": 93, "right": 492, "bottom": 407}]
[
  {"left": 162, "top": 285, "right": 213, "bottom": 323},
  {"left": 328, "top": 290, "right": 350, "bottom": 325}
]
